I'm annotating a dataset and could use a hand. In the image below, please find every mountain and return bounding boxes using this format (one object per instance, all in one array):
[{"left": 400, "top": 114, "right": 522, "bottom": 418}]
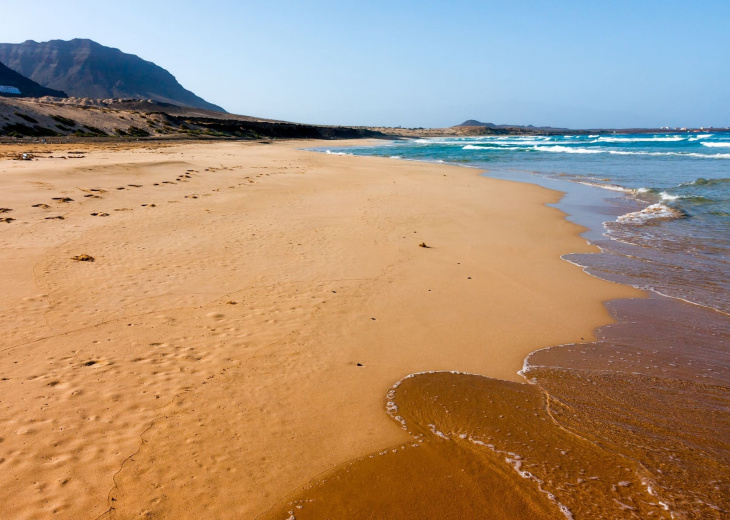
[
  {"left": 0, "top": 39, "right": 225, "bottom": 112},
  {"left": 458, "top": 120, "right": 497, "bottom": 128},
  {"left": 0, "top": 61, "right": 66, "bottom": 98},
  {"left": 455, "top": 119, "right": 568, "bottom": 132}
]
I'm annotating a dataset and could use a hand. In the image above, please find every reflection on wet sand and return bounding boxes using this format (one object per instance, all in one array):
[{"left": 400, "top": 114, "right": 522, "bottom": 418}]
[{"left": 264, "top": 296, "right": 728, "bottom": 520}]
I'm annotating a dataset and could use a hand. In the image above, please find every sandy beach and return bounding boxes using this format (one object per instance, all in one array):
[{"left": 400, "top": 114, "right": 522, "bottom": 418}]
[{"left": 0, "top": 140, "right": 641, "bottom": 519}]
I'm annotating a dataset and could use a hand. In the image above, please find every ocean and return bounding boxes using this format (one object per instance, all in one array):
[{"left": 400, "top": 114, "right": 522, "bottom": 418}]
[
  {"left": 319, "top": 132, "right": 730, "bottom": 315},
  {"left": 293, "top": 133, "right": 730, "bottom": 519}
]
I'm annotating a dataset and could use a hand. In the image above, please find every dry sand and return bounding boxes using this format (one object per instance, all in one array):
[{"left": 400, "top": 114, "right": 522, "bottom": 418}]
[{"left": 0, "top": 140, "right": 641, "bottom": 519}]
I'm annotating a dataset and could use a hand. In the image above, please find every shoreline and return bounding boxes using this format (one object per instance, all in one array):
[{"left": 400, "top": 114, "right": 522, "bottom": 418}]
[
  {"left": 0, "top": 139, "right": 641, "bottom": 519},
  {"left": 286, "top": 140, "right": 729, "bottom": 518}
]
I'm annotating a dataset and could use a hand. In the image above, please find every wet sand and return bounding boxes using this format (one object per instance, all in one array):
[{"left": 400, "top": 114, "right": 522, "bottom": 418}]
[
  {"left": 0, "top": 140, "right": 639, "bottom": 519},
  {"left": 268, "top": 296, "right": 728, "bottom": 519}
]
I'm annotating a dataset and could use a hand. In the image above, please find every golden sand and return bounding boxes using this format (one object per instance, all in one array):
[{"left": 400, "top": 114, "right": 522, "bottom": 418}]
[{"left": 0, "top": 140, "right": 640, "bottom": 519}]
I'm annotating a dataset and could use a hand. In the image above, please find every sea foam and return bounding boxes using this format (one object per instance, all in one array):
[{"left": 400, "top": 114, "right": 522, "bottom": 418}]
[
  {"left": 533, "top": 145, "right": 603, "bottom": 154},
  {"left": 597, "top": 136, "right": 685, "bottom": 143},
  {"left": 659, "top": 192, "right": 681, "bottom": 201},
  {"left": 701, "top": 142, "right": 730, "bottom": 148},
  {"left": 616, "top": 203, "right": 685, "bottom": 224}
]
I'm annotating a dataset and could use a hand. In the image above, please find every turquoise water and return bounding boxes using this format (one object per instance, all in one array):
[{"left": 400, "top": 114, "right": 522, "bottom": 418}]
[{"left": 316, "top": 133, "right": 730, "bottom": 313}]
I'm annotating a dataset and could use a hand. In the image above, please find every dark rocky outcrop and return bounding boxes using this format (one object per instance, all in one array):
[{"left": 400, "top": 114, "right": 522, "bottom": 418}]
[
  {"left": 0, "top": 61, "right": 66, "bottom": 98},
  {"left": 0, "top": 39, "right": 224, "bottom": 112},
  {"left": 160, "top": 114, "right": 386, "bottom": 140}
]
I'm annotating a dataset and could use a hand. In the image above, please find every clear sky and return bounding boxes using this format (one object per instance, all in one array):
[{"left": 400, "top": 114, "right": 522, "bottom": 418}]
[{"left": 6, "top": 1, "right": 730, "bottom": 128}]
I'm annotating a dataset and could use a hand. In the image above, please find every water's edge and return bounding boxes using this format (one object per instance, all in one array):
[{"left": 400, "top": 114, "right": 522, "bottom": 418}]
[{"left": 264, "top": 144, "right": 730, "bottom": 519}]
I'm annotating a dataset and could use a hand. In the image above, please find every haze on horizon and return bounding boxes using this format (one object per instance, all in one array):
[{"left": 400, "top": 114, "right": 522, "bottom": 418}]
[{"left": 8, "top": 0, "right": 730, "bottom": 129}]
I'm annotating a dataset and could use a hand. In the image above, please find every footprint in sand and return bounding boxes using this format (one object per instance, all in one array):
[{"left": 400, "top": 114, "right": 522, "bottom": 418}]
[
  {"left": 71, "top": 254, "right": 95, "bottom": 262},
  {"left": 45, "top": 216, "right": 65, "bottom": 220},
  {"left": 84, "top": 194, "right": 102, "bottom": 198},
  {"left": 32, "top": 203, "right": 51, "bottom": 209},
  {"left": 52, "top": 197, "right": 74, "bottom": 203},
  {"left": 1, "top": 217, "right": 15, "bottom": 223},
  {"left": 90, "top": 212, "right": 110, "bottom": 217},
  {"left": 0, "top": 208, "right": 12, "bottom": 213},
  {"left": 128, "top": 184, "right": 143, "bottom": 188}
]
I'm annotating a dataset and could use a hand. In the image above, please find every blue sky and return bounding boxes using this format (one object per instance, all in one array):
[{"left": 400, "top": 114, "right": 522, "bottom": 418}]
[{"left": 8, "top": 1, "right": 730, "bottom": 128}]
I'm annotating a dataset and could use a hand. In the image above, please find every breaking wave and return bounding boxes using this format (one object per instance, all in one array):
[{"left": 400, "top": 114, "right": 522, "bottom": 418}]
[
  {"left": 597, "top": 136, "right": 686, "bottom": 143},
  {"left": 616, "top": 203, "right": 687, "bottom": 224}
]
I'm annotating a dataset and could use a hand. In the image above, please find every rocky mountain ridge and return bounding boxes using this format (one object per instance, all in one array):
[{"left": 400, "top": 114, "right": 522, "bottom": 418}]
[{"left": 0, "top": 39, "right": 224, "bottom": 112}]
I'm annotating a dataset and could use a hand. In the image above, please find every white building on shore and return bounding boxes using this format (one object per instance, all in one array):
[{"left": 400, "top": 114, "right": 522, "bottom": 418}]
[{"left": 0, "top": 85, "right": 22, "bottom": 95}]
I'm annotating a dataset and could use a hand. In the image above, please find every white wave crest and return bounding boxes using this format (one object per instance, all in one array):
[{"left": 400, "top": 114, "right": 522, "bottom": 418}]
[
  {"left": 496, "top": 140, "right": 557, "bottom": 146},
  {"left": 701, "top": 142, "right": 730, "bottom": 148},
  {"left": 608, "top": 150, "right": 730, "bottom": 159},
  {"left": 533, "top": 145, "right": 603, "bottom": 154},
  {"left": 462, "top": 144, "right": 528, "bottom": 151},
  {"left": 576, "top": 181, "right": 634, "bottom": 193},
  {"left": 617, "top": 203, "right": 685, "bottom": 224},
  {"left": 659, "top": 191, "right": 680, "bottom": 201},
  {"left": 597, "top": 136, "right": 685, "bottom": 143}
]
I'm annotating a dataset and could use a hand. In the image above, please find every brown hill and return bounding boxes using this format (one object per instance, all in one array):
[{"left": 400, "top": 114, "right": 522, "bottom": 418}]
[{"left": 0, "top": 97, "right": 385, "bottom": 140}]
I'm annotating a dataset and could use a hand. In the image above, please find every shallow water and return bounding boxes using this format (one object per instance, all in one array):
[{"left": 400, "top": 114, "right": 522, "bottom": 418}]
[
  {"left": 523, "top": 296, "right": 730, "bottom": 518},
  {"left": 264, "top": 297, "right": 729, "bottom": 519}
]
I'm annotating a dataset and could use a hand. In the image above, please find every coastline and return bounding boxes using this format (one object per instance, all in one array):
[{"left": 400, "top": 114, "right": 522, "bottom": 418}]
[
  {"left": 0, "top": 139, "right": 640, "bottom": 519},
  {"left": 288, "top": 139, "right": 729, "bottom": 519}
]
